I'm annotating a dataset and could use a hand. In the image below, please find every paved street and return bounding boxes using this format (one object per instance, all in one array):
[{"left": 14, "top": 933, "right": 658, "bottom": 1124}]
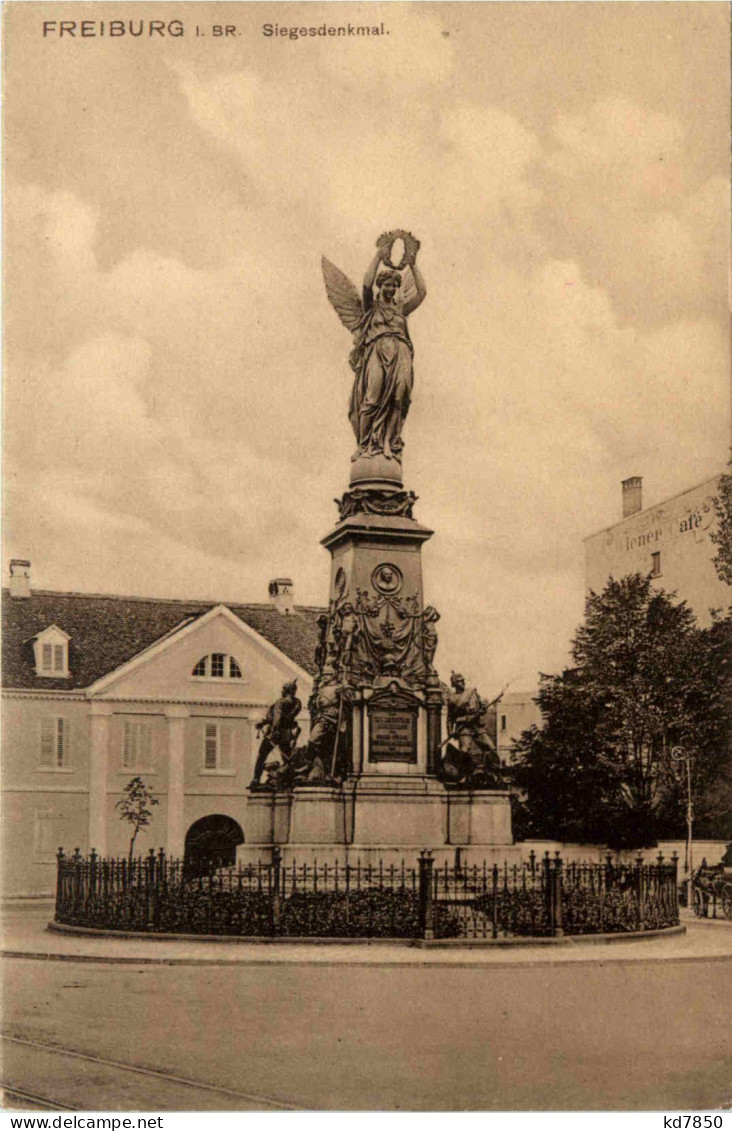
[{"left": 1, "top": 904, "right": 731, "bottom": 1111}]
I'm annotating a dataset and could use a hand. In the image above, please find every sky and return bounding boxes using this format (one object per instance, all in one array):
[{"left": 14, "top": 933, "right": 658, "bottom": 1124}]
[{"left": 4, "top": 1, "right": 730, "bottom": 696}]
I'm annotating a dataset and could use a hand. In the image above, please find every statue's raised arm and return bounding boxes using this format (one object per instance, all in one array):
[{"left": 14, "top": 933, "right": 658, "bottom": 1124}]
[{"left": 321, "top": 231, "right": 425, "bottom": 466}]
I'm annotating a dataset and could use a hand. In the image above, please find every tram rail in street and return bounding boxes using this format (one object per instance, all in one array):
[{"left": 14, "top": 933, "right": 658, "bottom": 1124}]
[{"left": 0, "top": 1033, "right": 304, "bottom": 1112}]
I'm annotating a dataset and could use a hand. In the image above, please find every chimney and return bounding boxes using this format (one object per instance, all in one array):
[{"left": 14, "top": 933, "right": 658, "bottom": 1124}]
[
  {"left": 268, "top": 577, "right": 294, "bottom": 615},
  {"left": 621, "top": 477, "right": 643, "bottom": 519},
  {"left": 9, "top": 559, "right": 31, "bottom": 599}
]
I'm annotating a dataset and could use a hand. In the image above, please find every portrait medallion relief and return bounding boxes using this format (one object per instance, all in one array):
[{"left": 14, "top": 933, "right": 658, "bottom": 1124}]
[{"left": 371, "top": 562, "right": 403, "bottom": 596}]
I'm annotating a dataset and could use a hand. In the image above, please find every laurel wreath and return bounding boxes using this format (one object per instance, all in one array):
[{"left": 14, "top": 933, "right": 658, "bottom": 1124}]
[{"left": 377, "top": 230, "right": 420, "bottom": 271}]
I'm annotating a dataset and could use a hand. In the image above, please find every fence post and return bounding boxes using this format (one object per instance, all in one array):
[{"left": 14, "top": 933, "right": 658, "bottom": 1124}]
[
  {"left": 418, "top": 851, "right": 435, "bottom": 940},
  {"left": 55, "top": 848, "right": 65, "bottom": 916},
  {"left": 636, "top": 853, "right": 645, "bottom": 929},
  {"left": 552, "top": 851, "right": 564, "bottom": 937},
  {"left": 543, "top": 852, "right": 553, "bottom": 935},
  {"left": 89, "top": 848, "right": 98, "bottom": 910},
  {"left": 72, "top": 847, "right": 82, "bottom": 916},
  {"left": 271, "top": 845, "right": 282, "bottom": 935},
  {"left": 671, "top": 851, "right": 681, "bottom": 921},
  {"left": 491, "top": 863, "right": 499, "bottom": 940}
]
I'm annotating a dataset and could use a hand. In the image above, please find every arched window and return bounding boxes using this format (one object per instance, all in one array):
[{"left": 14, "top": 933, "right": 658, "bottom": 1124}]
[{"left": 191, "top": 654, "right": 243, "bottom": 680}]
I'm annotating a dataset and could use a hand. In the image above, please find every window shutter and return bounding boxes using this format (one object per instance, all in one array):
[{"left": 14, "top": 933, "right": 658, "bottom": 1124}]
[
  {"left": 141, "top": 720, "right": 152, "bottom": 767},
  {"left": 57, "top": 718, "right": 68, "bottom": 767},
  {"left": 42, "top": 644, "right": 53, "bottom": 672},
  {"left": 122, "top": 719, "right": 133, "bottom": 768},
  {"left": 220, "top": 724, "right": 234, "bottom": 770},
  {"left": 40, "top": 718, "right": 55, "bottom": 767},
  {"left": 123, "top": 719, "right": 152, "bottom": 768},
  {"left": 204, "top": 723, "right": 218, "bottom": 769},
  {"left": 53, "top": 644, "right": 65, "bottom": 672}
]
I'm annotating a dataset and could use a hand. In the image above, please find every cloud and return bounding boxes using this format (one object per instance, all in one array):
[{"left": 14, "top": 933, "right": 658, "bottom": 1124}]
[
  {"left": 174, "top": 54, "right": 542, "bottom": 262},
  {"left": 4, "top": 30, "right": 728, "bottom": 697},
  {"left": 539, "top": 98, "right": 728, "bottom": 325},
  {"left": 549, "top": 98, "right": 686, "bottom": 201}
]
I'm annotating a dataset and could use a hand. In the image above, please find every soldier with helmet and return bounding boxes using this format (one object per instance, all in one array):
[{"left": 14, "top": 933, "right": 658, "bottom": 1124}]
[
  {"left": 443, "top": 671, "right": 502, "bottom": 786},
  {"left": 250, "top": 680, "right": 303, "bottom": 788}
]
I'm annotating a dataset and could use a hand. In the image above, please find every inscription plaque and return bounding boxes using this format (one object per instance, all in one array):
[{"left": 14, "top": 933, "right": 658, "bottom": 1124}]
[{"left": 370, "top": 707, "right": 417, "bottom": 763}]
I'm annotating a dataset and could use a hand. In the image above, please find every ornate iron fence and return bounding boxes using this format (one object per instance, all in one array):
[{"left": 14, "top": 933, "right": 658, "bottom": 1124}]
[
  {"left": 54, "top": 848, "right": 679, "bottom": 940},
  {"left": 55, "top": 848, "right": 420, "bottom": 938},
  {"left": 426, "top": 851, "right": 680, "bottom": 939}
]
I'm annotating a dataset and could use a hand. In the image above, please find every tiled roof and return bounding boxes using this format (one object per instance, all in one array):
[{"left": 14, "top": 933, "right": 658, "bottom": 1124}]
[{"left": 2, "top": 589, "right": 324, "bottom": 690}]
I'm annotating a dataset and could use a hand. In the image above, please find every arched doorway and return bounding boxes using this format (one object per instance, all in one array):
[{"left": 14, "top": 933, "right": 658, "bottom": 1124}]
[{"left": 184, "top": 815, "right": 244, "bottom": 875}]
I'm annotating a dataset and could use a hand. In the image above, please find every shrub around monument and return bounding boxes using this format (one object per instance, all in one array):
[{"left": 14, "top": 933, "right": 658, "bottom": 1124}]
[
  {"left": 278, "top": 889, "right": 419, "bottom": 938},
  {"left": 57, "top": 886, "right": 275, "bottom": 936},
  {"left": 561, "top": 886, "right": 637, "bottom": 934},
  {"left": 58, "top": 885, "right": 420, "bottom": 938},
  {"left": 468, "top": 889, "right": 548, "bottom": 936}
]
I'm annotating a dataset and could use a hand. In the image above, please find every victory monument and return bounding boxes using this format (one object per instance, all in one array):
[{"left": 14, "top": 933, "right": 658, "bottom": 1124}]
[{"left": 242, "top": 232, "right": 516, "bottom": 866}]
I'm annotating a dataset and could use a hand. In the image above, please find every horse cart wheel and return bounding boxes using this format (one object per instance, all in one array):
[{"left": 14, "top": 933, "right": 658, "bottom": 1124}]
[{"left": 692, "top": 887, "right": 706, "bottom": 918}]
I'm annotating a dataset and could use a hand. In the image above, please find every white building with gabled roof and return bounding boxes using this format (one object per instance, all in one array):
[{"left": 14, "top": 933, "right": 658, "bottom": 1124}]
[{"left": 2, "top": 562, "right": 322, "bottom": 894}]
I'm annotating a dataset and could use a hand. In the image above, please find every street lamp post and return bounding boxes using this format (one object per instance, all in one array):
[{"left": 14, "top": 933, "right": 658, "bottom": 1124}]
[{"left": 671, "top": 745, "right": 694, "bottom": 904}]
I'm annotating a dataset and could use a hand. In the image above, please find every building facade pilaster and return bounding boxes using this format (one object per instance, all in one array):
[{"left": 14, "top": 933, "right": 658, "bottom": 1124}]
[
  {"left": 88, "top": 702, "right": 113, "bottom": 856},
  {"left": 165, "top": 706, "right": 189, "bottom": 858}
]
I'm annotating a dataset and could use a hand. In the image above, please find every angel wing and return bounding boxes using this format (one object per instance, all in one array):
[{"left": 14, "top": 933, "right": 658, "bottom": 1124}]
[{"left": 322, "top": 256, "right": 364, "bottom": 332}]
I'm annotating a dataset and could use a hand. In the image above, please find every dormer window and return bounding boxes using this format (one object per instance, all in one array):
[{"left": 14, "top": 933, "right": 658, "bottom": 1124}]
[
  {"left": 191, "top": 654, "right": 243, "bottom": 680},
  {"left": 31, "top": 626, "right": 70, "bottom": 679}
]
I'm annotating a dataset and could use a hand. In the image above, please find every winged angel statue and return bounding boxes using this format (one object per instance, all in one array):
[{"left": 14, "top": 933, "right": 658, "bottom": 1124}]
[{"left": 322, "top": 231, "right": 427, "bottom": 463}]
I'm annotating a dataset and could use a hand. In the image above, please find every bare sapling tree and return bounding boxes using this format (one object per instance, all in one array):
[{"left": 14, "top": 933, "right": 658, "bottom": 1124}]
[{"left": 115, "top": 776, "right": 159, "bottom": 862}]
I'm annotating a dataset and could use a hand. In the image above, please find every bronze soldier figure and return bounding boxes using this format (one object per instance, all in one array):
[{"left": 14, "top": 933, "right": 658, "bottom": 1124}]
[{"left": 250, "top": 681, "right": 302, "bottom": 788}]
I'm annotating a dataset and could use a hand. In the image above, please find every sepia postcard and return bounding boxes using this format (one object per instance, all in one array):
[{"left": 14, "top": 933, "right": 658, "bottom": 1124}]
[{"left": 2, "top": 0, "right": 730, "bottom": 1118}]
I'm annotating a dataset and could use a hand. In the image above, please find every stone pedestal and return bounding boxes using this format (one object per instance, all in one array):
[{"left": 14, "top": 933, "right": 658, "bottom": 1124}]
[
  {"left": 289, "top": 787, "right": 347, "bottom": 845},
  {"left": 351, "top": 774, "right": 446, "bottom": 847},
  {"left": 321, "top": 512, "right": 434, "bottom": 617},
  {"left": 349, "top": 452, "right": 403, "bottom": 489},
  {"left": 240, "top": 781, "right": 516, "bottom": 868},
  {"left": 446, "top": 790, "right": 514, "bottom": 846},
  {"left": 273, "top": 793, "right": 292, "bottom": 843},
  {"left": 237, "top": 790, "right": 291, "bottom": 866},
  {"left": 244, "top": 790, "right": 276, "bottom": 846}
]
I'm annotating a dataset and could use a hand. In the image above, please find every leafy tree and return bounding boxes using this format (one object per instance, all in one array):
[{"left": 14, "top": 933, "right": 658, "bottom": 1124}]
[
  {"left": 710, "top": 454, "right": 732, "bottom": 586},
  {"left": 513, "top": 575, "right": 730, "bottom": 849},
  {"left": 512, "top": 669, "right": 618, "bottom": 844},
  {"left": 655, "top": 609, "right": 732, "bottom": 841},
  {"left": 115, "top": 776, "right": 159, "bottom": 861}
]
